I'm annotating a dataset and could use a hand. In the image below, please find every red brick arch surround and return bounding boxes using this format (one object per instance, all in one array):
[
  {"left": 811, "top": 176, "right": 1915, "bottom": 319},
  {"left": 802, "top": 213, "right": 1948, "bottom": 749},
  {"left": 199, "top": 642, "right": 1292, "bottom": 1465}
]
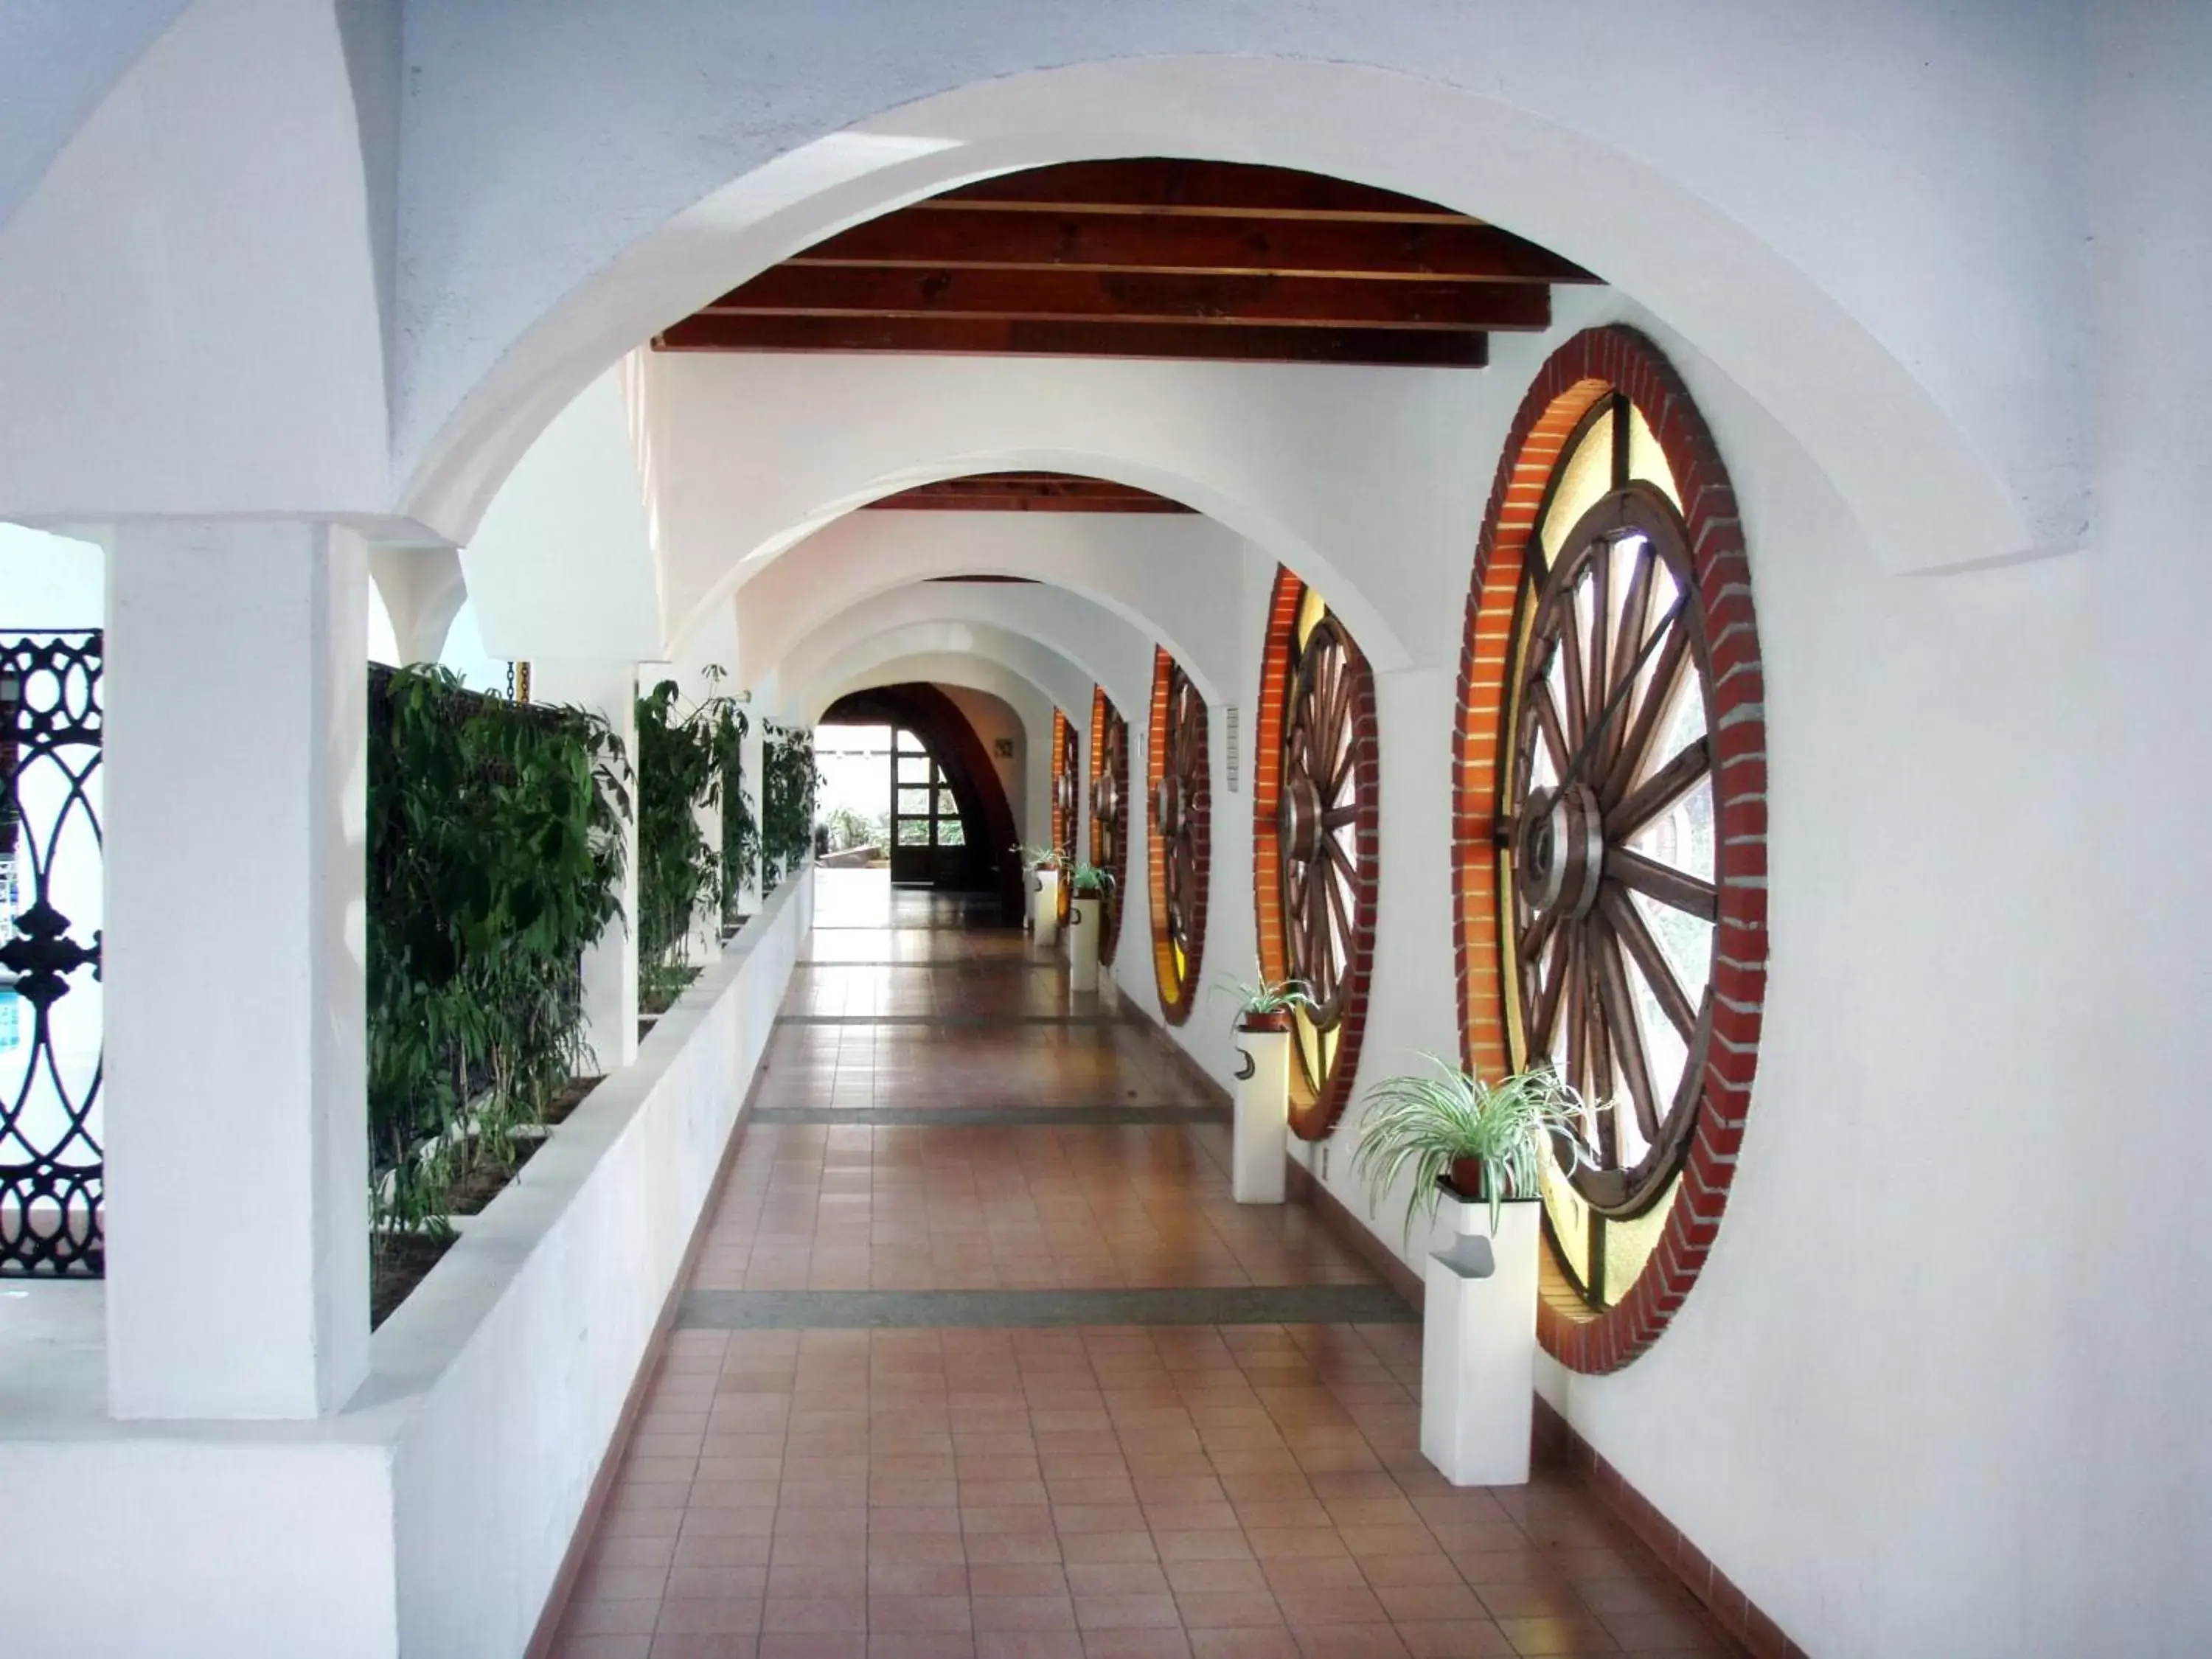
[
  {"left": 1254, "top": 566, "right": 1381, "bottom": 1142},
  {"left": 1455, "top": 325, "right": 1770, "bottom": 1375},
  {"left": 1146, "top": 648, "right": 1210, "bottom": 1026}
]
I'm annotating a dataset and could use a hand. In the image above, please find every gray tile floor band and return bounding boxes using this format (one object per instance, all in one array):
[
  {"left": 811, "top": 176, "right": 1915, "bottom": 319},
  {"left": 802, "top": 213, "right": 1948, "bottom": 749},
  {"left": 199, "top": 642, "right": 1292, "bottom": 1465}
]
[
  {"left": 748, "top": 1104, "right": 1228, "bottom": 1126},
  {"left": 678, "top": 1284, "right": 1419, "bottom": 1330},
  {"left": 776, "top": 1013, "right": 1138, "bottom": 1028}
]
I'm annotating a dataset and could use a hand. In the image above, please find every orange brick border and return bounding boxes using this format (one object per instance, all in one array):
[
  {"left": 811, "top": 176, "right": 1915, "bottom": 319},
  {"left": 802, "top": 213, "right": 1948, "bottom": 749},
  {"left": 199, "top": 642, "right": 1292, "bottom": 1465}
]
[
  {"left": 1145, "top": 648, "right": 1208, "bottom": 1025},
  {"left": 1087, "top": 685, "right": 1130, "bottom": 967},
  {"left": 1049, "top": 706, "right": 1076, "bottom": 925},
  {"left": 1454, "top": 326, "right": 1770, "bottom": 1375},
  {"left": 1253, "top": 566, "right": 1381, "bottom": 1141}
]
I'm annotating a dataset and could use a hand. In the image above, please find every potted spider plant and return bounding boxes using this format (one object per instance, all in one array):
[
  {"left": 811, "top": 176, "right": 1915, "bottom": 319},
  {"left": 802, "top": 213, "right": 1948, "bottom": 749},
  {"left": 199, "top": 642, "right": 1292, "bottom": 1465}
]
[
  {"left": 1065, "top": 862, "right": 1114, "bottom": 990},
  {"left": 1014, "top": 842, "right": 1067, "bottom": 947},
  {"left": 1351, "top": 1057, "right": 1597, "bottom": 1487},
  {"left": 1213, "top": 977, "right": 1314, "bottom": 1203},
  {"left": 1221, "top": 975, "right": 1316, "bottom": 1034}
]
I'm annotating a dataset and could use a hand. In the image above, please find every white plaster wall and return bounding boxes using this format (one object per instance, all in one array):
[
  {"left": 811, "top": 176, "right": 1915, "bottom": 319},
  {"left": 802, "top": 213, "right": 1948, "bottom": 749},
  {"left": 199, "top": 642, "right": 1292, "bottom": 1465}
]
[
  {"left": 0, "top": 1438, "right": 398, "bottom": 1659},
  {"left": 0, "top": 0, "right": 389, "bottom": 521},
  {"left": 732, "top": 508, "right": 1244, "bottom": 706},
  {"left": 776, "top": 583, "right": 1154, "bottom": 732},
  {"left": 391, "top": 15, "right": 2075, "bottom": 573},
  {"left": 463, "top": 371, "right": 663, "bottom": 663}
]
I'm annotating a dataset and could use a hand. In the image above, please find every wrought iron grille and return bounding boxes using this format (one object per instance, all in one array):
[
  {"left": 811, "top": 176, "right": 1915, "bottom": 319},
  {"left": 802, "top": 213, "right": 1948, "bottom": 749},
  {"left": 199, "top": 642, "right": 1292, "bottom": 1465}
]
[{"left": 0, "top": 631, "right": 104, "bottom": 1275}]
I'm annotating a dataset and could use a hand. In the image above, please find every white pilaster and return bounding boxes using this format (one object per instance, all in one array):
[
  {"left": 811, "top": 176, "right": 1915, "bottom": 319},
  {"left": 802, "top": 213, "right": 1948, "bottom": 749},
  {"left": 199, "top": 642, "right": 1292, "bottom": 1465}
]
[
  {"left": 1421, "top": 1195, "right": 1540, "bottom": 1486},
  {"left": 1232, "top": 1027, "right": 1292, "bottom": 1203},
  {"left": 104, "top": 520, "right": 369, "bottom": 1419},
  {"left": 535, "top": 659, "right": 639, "bottom": 1072}
]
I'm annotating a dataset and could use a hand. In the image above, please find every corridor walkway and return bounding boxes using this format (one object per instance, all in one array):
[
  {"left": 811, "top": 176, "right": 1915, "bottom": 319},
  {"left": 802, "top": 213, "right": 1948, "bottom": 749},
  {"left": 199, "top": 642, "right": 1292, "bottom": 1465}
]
[{"left": 550, "top": 872, "right": 1731, "bottom": 1659}]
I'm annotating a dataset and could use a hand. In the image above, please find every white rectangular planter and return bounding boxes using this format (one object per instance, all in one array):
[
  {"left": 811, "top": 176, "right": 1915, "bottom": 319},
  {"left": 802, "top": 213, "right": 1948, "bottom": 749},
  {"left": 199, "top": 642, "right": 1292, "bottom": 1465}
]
[
  {"left": 1033, "top": 869, "right": 1061, "bottom": 948},
  {"left": 1231, "top": 1026, "right": 1290, "bottom": 1203},
  {"left": 1421, "top": 1192, "right": 1540, "bottom": 1486},
  {"left": 1068, "top": 895, "right": 1101, "bottom": 990}
]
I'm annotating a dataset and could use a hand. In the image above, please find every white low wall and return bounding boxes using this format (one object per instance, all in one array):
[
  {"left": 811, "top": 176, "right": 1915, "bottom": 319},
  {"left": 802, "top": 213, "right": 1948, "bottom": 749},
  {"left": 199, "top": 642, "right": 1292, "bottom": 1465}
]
[
  {"left": 387, "top": 863, "right": 813, "bottom": 1655},
  {"left": 0, "top": 866, "right": 813, "bottom": 1659}
]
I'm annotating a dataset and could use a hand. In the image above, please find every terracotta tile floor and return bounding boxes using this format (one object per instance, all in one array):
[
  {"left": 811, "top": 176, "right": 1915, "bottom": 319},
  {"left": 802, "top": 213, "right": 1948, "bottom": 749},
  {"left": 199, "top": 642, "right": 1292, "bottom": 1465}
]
[{"left": 549, "top": 874, "right": 1739, "bottom": 1659}]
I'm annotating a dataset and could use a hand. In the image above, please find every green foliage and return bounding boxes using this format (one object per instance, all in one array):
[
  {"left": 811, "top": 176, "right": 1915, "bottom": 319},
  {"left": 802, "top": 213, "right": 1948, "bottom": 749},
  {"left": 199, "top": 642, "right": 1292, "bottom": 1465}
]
[
  {"left": 1350, "top": 1058, "right": 1601, "bottom": 1241},
  {"left": 1068, "top": 860, "right": 1116, "bottom": 897},
  {"left": 1011, "top": 842, "right": 1065, "bottom": 872},
  {"left": 1213, "top": 975, "right": 1316, "bottom": 1022},
  {"left": 366, "top": 666, "right": 628, "bottom": 1254},
  {"left": 712, "top": 694, "right": 757, "bottom": 920},
  {"left": 636, "top": 678, "right": 740, "bottom": 974},
  {"left": 760, "top": 721, "right": 820, "bottom": 888},
  {"left": 821, "top": 804, "right": 883, "bottom": 853}
]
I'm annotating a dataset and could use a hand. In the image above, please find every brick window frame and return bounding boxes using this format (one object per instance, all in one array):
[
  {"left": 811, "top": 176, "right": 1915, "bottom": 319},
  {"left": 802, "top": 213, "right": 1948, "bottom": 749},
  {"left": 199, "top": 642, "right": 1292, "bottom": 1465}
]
[
  {"left": 1253, "top": 566, "right": 1381, "bottom": 1141},
  {"left": 1087, "top": 685, "right": 1130, "bottom": 967},
  {"left": 1455, "top": 325, "right": 1770, "bottom": 1374},
  {"left": 1146, "top": 648, "right": 1209, "bottom": 1025}
]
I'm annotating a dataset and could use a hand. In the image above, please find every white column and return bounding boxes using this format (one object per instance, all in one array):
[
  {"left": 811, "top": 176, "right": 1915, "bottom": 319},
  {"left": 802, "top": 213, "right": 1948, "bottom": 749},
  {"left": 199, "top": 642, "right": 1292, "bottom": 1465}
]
[
  {"left": 691, "top": 787, "right": 724, "bottom": 960},
  {"left": 535, "top": 660, "right": 639, "bottom": 1072},
  {"left": 104, "top": 520, "right": 369, "bottom": 1419}
]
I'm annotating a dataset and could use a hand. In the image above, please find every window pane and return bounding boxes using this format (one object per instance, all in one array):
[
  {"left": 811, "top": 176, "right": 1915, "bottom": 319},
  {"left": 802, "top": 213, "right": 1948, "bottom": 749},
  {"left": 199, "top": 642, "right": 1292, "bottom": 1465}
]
[
  {"left": 895, "top": 819, "right": 930, "bottom": 846},
  {"left": 936, "top": 790, "right": 959, "bottom": 816},
  {"left": 935, "top": 818, "right": 965, "bottom": 846},
  {"left": 897, "top": 757, "right": 933, "bottom": 784},
  {"left": 897, "top": 729, "right": 925, "bottom": 753},
  {"left": 897, "top": 787, "right": 930, "bottom": 814}
]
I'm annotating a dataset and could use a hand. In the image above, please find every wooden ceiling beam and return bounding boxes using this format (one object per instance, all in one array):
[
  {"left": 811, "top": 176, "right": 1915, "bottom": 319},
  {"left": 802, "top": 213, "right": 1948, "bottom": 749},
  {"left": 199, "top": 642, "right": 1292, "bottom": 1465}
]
[
  {"left": 658, "top": 313, "right": 1489, "bottom": 367},
  {"left": 703, "top": 266, "right": 1550, "bottom": 332},
  {"left": 785, "top": 210, "right": 1596, "bottom": 283},
  {"left": 935, "top": 159, "right": 1481, "bottom": 222},
  {"left": 873, "top": 473, "right": 1194, "bottom": 512}
]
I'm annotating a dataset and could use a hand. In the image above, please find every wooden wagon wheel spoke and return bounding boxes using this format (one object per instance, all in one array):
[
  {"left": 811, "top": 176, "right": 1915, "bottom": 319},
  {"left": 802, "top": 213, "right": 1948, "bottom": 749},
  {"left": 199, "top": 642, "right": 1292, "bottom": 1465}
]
[
  {"left": 1605, "top": 738, "right": 1711, "bottom": 841},
  {"left": 1607, "top": 846, "right": 1717, "bottom": 919},
  {"left": 1589, "top": 916, "right": 1663, "bottom": 1143},
  {"left": 1598, "top": 617, "right": 1691, "bottom": 807},
  {"left": 1555, "top": 588, "right": 1590, "bottom": 748},
  {"left": 1601, "top": 539, "right": 1656, "bottom": 777},
  {"left": 1597, "top": 883, "right": 1697, "bottom": 1041},
  {"left": 1528, "top": 681, "right": 1571, "bottom": 779}
]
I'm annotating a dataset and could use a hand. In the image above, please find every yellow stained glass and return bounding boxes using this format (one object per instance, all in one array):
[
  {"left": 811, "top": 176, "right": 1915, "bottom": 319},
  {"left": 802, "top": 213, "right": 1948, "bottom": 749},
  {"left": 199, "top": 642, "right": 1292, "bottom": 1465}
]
[
  {"left": 1600, "top": 1175, "right": 1681, "bottom": 1307},
  {"left": 1540, "top": 408, "right": 1615, "bottom": 560},
  {"left": 1627, "top": 401, "right": 1682, "bottom": 507},
  {"left": 1540, "top": 1151, "right": 1591, "bottom": 1290},
  {"left": 1294, "top": 585, "right": 1329, "bottom": 651}
]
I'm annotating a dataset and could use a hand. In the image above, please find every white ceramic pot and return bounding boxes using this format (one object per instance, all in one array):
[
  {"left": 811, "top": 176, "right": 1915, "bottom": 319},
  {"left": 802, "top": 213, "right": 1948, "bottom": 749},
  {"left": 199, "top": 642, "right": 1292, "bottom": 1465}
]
[
  {"left": 1033, "top": 869, "right": 1061, "bottom": 949},
  {"left": 1068, "top": 894, "right": 1102, "bottom": 990},
  {"left": 1231, "top": 1024, "right": 1292, "bottom": 1203},
  {"left": 1420, "top": 1186, "right": 1540, "bottom": 1485}
]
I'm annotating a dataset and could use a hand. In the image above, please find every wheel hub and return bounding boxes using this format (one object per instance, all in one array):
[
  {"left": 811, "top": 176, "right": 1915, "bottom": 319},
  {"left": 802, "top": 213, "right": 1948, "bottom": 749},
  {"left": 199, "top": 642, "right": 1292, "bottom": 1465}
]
[
  {"left": 1281, "top": 771, "right": 1324, "bottom": 863},
  {"left": 1516, "top": 781, "right": 1604, "bottom": 919}
]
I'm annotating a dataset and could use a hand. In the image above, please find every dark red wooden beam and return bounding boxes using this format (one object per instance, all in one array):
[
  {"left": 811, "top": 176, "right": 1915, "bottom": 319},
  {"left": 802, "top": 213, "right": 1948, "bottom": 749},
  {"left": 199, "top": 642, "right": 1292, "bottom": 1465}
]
[
  {"left": 786, "top": 210, "right": 1595, "bottom": 283},
  {"left": 704, "top": 266, "right": 1549, "bottom": 332},
  {"left": 873, "top": 473, "right": 1194, "bottom": 512},
  {"left": 936, "top": 159, "right": 1478, "bottom": 222},
  {"left": 658, "top": 313, "right": 1490, "bottom": 367}
]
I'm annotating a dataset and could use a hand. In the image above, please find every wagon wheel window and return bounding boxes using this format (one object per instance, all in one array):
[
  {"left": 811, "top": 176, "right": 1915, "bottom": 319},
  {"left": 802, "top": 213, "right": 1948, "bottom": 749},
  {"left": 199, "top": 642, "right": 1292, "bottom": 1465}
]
[
  {"left": 1050, "top": 708, "right": 1079, "bottom": 925},
  {"left": 1147, "top": 651, "right": 1209, "bottom": 1023},
  {"left": 1498, "top": 386, "right": 1739, "bottom": 1312},
  {"left": 1088, "top": 688, "right": 1129, "bottom": 965},
  {"left": 1264, "top": 579, "right": 1378, "bottom": 1138}
]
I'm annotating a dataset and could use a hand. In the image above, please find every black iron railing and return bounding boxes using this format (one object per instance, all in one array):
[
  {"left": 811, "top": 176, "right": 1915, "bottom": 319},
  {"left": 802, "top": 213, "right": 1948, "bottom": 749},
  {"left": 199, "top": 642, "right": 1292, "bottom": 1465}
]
[{"left": 0, "top": 630, "right": 104, "bottom": 1275}]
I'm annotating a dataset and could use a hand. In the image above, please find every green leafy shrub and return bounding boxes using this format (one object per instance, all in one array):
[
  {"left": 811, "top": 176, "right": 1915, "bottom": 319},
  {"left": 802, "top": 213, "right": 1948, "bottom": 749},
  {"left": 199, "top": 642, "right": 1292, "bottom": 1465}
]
[
  {"left": 760, "top": 722, "right": 820, "bottom": 888},
  {"left": 366, "top": 666, "right": 629, "bottom": 1254},
  {"left": 636, "top": 679, "right": 739, "bottom": 996}
]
